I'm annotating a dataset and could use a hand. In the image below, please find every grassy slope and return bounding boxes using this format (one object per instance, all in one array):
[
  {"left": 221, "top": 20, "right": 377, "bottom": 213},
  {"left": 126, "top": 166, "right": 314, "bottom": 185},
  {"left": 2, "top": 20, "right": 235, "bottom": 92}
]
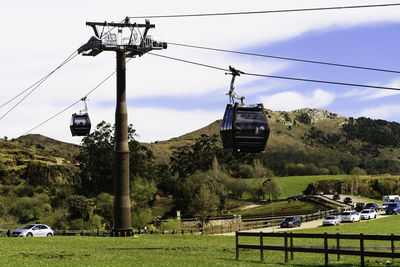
[
  {"left": 1, "top": 216, "right": 399, "bottom": 266},
  {"left": 229, "top": 200, "right": 327, "bottom": 217},
  {"left": 144, "top": 108, "right": 349, "bottom": 164}
]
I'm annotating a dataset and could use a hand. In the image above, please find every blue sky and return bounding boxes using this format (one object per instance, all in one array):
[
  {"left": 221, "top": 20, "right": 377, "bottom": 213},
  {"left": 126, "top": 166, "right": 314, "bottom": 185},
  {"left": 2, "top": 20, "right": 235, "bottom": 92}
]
[
  {"left": 126, "top": 21, "right": 400, "bottom": 120},
  {"left": 1, "top": 1, "right": 400, "bottom": 143}
]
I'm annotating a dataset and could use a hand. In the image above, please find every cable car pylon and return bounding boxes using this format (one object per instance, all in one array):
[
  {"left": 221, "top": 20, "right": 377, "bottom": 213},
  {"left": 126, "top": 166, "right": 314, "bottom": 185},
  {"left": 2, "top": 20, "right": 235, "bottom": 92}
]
[{"left": 78, "top": 17, "right": 167, "bottom": 237}]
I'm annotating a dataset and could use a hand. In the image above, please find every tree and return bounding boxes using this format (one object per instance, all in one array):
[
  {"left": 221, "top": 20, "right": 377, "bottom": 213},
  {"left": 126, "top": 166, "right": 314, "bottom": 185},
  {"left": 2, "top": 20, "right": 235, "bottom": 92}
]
[
  {"left": 170, "top": 134, "right": 223, "bottom": 179},
  {"left": 174, "top": 170, "right": 227, "bottom": 217},
  {"left": 193, "top": 184, "right": 219, "bottom": 227},
  {"left": 75, "top": 121, "right": 156, "bottom": 196},
  {"left": 263, "top": 178, "right": 281, "bottom": 200},
  {"left": 66, "top": 195, "right": 92, "bottom": 221}
]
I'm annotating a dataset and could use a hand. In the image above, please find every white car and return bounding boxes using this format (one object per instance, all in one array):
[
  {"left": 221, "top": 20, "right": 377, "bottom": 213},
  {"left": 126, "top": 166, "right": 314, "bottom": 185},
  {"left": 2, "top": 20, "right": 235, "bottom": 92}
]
[
  {"left": 341, "top": 211, "right": 360, "bottom": 222},
  {"left": 360, "top": 209, "right": 377, "bottom": 220},
  {"left": 11, "top": 224, "right": 54, "bottom": 237},
  {"left": 322, "top": 216, "right": 341, "bottom": 226}
]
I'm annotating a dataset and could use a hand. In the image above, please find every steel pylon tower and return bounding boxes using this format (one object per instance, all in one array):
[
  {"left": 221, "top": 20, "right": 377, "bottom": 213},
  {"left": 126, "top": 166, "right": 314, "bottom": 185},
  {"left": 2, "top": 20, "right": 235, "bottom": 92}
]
[{"left": 78, "top": 18, "right": 167, "bottom": 237}]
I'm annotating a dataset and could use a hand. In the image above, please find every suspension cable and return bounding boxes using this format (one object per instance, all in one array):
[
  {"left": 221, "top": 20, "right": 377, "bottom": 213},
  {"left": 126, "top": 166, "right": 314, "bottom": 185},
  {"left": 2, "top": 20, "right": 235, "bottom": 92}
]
[
  {"left": 23, "top": 58, "right": 133, "bottom": 135},
  {"left": 167, "top": 42, "right": 400, "bottom": 74},
  {"left": 130, "top": 3, "right": 400, "bottom": 19},
  {"left": 0, "top": 51, "right": 79, "bottom": 120},
  {"left": 148, "top": 52, "right": 400, "bottom": 92}
]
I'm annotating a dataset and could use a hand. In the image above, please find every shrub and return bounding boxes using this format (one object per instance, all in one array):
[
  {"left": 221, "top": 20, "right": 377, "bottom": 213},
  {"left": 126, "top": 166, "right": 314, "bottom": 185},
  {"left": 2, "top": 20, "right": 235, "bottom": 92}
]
[
  {"left": 238, "top": 164, "right": 255, "bottom": 178},
  {"left": 160, "top": 218, "right": 181, "bottom": 231}
]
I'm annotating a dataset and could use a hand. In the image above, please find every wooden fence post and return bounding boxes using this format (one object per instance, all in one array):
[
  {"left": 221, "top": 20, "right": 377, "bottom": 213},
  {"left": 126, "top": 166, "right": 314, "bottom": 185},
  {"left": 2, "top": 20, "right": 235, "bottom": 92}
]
[
  {"left": 360, "top": 233, "right": 365, "bottom": 267},
  {"left": 284, "top": 232, "right": 288, "bottom": 263},
  {"left": 290, "top": 232, "right": 294, "bottom": 261},
  {"left": 324, "top": 232, "right": 328, "bottom": 266},
  {"left": 391, "top": 233, "right": 395, "bottom": 262},
  {"left": 336, "top": 233, "right": 340, "bottom": 261},
  {"left": 236, "top": 231, "right": 239, "bottom": 260},
  {"left": 260, "top": 231, "right": 264, "bottom": 261}
]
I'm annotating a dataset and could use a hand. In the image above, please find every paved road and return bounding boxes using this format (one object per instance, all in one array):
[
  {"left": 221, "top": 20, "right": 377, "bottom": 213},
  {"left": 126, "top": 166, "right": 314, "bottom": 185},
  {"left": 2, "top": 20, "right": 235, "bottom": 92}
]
[{"left": 219, "top": 210, "right": 387, "bottom": 236}]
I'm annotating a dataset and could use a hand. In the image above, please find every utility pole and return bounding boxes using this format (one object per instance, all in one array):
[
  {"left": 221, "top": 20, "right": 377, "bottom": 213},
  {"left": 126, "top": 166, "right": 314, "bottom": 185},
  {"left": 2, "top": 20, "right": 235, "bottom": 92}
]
[{"left": 78, "top": 18, "right": 167, "bottom": 237}]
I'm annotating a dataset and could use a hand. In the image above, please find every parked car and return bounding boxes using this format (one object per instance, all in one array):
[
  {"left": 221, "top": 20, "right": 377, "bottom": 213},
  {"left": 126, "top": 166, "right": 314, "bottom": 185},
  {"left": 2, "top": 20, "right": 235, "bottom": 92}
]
[
  {"left": 332, "top": 194, "right": 340, "bottom": 201},
  {"left": 385, "top": 203, "right": 400, "bottom": 215},
  {"left": 11, "top": 224, "right": 54, "bottom": 237},
  {"left": 341, "top": 211, "right": 360, "bottom": 222},
  {"left": 359, "top": 209, "right": 377, "bottom": 220},
  {"left": 354, "top": 202, "right": 365, "bottom": 212},
  {"left": 343, "top": 197, "right": 352, "bottom": 204},
  {"left": 280, "top": 216, "right": 302, "bottom": 228},
  {"left": 365, "top": 203, "right": 380, "bottom": 211},
  {"left": 322, "top": 216, "right": 341, "bottom": 226}
]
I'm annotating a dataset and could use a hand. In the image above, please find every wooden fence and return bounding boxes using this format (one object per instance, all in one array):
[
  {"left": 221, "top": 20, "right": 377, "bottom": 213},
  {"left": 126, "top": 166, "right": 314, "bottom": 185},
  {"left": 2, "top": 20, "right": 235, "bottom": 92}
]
[
  {"left": 0, "top": 207, "right": 349, "bottom": 237},
  {"left": 236, "top": 231, "right": 400, "bottom": 267}
]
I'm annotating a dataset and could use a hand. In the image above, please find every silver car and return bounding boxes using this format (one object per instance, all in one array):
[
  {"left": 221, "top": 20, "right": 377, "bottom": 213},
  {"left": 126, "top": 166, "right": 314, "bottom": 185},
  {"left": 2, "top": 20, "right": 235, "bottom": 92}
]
[
  {"left": 12, "top": 224, "right": 54, "bottom": 237},
  {"left": 322, "top": 215, "right": 341, "bottom": 226},
  {"left": 360, "top": 209, "right": 377, "bottom": 220}
]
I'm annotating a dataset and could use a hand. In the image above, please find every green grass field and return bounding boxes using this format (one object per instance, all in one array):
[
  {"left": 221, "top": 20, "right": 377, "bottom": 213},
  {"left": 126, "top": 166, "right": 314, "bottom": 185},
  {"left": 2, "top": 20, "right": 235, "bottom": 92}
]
[
  {"left": 1, "top": 215, "right": 400, "bottom": 266},
  {"left": 229, "top": 200, "right": 326, "bottom": 217}
]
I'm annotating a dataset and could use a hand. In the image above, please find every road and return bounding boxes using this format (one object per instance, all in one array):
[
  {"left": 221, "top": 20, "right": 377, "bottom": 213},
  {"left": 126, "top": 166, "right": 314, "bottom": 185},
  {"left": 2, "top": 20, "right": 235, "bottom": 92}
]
[{"left": 218, "top": 205, "right": 386, "bottom": 236}]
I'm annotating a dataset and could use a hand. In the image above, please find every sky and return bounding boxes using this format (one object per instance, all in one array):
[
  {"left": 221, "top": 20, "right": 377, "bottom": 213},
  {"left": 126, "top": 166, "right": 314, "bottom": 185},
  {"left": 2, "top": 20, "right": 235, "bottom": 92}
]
[{"left": 1, "top": 0, "right": 400, "bottom": 144}]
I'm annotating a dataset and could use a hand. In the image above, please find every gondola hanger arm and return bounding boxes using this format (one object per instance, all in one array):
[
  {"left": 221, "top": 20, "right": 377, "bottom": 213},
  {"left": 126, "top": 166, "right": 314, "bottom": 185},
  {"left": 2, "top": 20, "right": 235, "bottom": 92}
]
[{"left": 226, "top": 66, "right": 246, "bottom": 105}]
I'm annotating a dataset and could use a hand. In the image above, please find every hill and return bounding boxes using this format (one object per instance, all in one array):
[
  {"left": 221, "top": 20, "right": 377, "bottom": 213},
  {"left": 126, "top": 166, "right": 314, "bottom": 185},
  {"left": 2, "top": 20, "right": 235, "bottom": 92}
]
[
  {"left": 1, "top": 108, "right": 400, "bottom": 185},
  {"left": 0, "top": 135, "right": 79, "bottom": 185},
  {"left": 145, "top": 108, "right": 400, "bottom": 175}
]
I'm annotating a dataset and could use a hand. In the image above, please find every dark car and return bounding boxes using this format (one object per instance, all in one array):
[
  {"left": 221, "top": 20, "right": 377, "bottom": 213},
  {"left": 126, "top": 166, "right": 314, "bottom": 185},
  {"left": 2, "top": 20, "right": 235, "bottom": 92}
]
[
  {"left": 365, "top": 203, "right": 380, "bottom": 211},
  {"left": 332, "top": 194, "right": 340, "bottom": 201},
  {"left": 280, "top": 216, "right": 301, "bottom": 228},
  {"left": 343, "top": 197, "right": 352, "bottom": 204},
  {"left": 385, "top": 203, "right": 400, "bottom": 215}
]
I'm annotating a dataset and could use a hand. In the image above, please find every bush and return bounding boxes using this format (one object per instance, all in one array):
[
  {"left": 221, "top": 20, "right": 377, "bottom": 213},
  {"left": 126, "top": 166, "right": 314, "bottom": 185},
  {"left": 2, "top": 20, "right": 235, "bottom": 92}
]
[
  {"left": 225, "top": 178, "right": 249, "bottom": 198},
  {"left": 131, "top": 207, "right": 153, "bottom": 229},
  {"left": 238, "top": 164, "right": 255, "bottom": 178},
  {"left": 350, "top": 167, "right": 367, "bottom": 176},
  {"left": 160, "top": 218, "right": 181, "bottom": 231},
  {"left": 9, "top": 195, "right": 50, "bottom": 223},
  {"left": 95, "top": 193, "right": 113, "bottom": 227},
  {"left": 66, "top": 195, "right": 91, "bottom": 221}
]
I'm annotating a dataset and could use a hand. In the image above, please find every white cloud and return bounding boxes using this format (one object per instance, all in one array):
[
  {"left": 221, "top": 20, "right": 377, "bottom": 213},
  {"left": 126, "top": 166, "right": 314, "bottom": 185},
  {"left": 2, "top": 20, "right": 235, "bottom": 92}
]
[
  {"left": 2, "top": 0, "right": 400, "bottom": 142},
  {"left": 358, "top": 104, "right": 400, "bottom": 120},
  {"left": 259, "top": 89, "right": 335, "bottom": 111},
  {"left": 361, "top": 79, "right": 400, "bottom": 100}
]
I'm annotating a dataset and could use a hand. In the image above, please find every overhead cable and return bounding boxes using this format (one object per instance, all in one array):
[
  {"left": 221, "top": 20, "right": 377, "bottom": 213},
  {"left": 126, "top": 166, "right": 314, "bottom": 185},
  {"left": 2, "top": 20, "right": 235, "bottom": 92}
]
[
  {"left": 168, "top": 42, "right": 400, "bottom": 74},
  {"left": 0, "top": 51, "right": 79, "bottom": 121},
  {"left": 23, "top": 58, "right": 133, "bottom": 135},
  {"left": 130, "top": 3, "right": 400, "bottom": 19},
  {"left": 148, "top": 52, "right": 400, "bottom": 92}
]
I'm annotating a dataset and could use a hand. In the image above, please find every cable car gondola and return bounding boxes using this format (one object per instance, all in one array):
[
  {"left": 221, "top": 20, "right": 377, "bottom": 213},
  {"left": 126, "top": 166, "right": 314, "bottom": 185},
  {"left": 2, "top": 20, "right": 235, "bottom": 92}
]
[
  {"left": 70, "top": 97, "right": 91, "bottom": 136},
  {"left": 220, "top": 66, "right": 270, "bottom": 153}
]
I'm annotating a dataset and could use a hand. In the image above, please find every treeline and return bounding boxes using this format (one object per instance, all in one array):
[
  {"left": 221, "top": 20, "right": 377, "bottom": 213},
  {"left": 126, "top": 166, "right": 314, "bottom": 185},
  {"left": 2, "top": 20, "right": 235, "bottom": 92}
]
[
  {"left": 343, "top": 117, "right": 400, "bottom": 147},
  {"left": 307, "top": 176, "right": 400, "bottom": 200}
]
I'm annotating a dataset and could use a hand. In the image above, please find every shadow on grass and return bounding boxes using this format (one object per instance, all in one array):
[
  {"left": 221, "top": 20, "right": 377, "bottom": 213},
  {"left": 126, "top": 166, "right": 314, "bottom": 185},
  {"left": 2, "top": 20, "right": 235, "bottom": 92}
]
[{"left": 220, "top": 258, "right": 359, "bottom": 267}]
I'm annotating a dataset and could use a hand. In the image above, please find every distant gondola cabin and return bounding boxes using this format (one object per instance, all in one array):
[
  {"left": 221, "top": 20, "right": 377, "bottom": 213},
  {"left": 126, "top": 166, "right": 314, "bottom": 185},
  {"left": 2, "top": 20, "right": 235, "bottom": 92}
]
[{"left": 70, "top": 113, "right": 91, "bottom": 136}]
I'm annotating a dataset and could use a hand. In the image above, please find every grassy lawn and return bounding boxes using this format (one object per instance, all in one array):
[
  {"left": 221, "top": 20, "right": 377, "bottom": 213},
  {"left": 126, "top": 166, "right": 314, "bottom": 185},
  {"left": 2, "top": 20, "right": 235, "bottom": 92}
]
[
  {"left": 1, "top": 216, "right": 400, "bottom": 266},
  {"left": 229, "top": 200, "right": 324, "bottom": 217},
  {"left": 245, "top": 175, "right": 348, "bottom": 198}
]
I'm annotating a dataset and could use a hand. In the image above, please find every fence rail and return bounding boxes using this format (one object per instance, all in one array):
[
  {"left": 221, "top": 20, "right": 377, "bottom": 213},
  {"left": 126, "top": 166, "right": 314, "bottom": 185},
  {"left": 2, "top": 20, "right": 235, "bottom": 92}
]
[
  {"left": 0, "top": 207, "right": 349, "bottom": 237},
  {"left": 236, "top": 231, "right": 400, "bottom": 267}
]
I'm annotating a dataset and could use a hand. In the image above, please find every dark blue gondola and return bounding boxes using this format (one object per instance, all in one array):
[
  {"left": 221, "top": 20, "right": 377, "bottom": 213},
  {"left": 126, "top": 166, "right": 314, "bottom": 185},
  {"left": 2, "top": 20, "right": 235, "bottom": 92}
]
[
  {"left": 70, "top": 113, "right": 91, "bottom": 136},
  {"left": 70, "top": 97, "right": 91, "bottom": 136},
  {"left": 220, "top": 103, "right": 270, "bottom": 152},
  {"left": 220, "top": 66, "right": 270, "bottom": 153}
]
